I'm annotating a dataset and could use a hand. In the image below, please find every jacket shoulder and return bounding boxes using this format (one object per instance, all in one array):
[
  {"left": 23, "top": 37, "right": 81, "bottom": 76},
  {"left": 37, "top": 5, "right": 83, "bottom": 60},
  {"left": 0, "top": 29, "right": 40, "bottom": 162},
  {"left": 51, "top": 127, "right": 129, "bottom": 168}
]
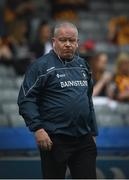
[
  {"left": 77, "top": 56, "right": 91, "bottom": 71},
  {"left": 27, "top": 52, "right": 53, "bottom": 75}
]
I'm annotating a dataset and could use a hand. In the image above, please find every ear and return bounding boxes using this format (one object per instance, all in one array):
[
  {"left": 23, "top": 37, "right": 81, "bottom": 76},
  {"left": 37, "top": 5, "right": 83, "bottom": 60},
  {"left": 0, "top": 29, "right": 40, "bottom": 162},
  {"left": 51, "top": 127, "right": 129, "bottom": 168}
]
[
  {"left": 76, "top": 43, "right": 79, "bottom": 49},
  {"left": 77, "top": 39, "right": 79, "bottom": 48},
  {"left": 52, "top": 37, "right": 55, "bottom": 48}
]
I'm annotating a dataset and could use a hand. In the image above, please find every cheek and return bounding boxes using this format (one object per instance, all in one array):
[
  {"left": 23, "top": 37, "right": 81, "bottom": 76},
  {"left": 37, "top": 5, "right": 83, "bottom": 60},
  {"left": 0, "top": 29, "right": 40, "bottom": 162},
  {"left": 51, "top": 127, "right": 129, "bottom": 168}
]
[
  {"left": 54, "top": 43, "right": 64, "bottom": 54},
  {"left": 56, "top": 43, "right": 64, "bottom": 50},
  {"left": 72, "top": 44, "right": 78, "bottom": 51}
]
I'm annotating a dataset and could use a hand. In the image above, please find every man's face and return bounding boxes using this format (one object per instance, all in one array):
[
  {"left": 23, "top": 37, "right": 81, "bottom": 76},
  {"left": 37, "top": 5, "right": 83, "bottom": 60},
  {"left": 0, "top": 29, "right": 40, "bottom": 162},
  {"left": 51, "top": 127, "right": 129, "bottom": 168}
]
[{"left": 52, "top": 27, "right": 78, "bottom": 59}]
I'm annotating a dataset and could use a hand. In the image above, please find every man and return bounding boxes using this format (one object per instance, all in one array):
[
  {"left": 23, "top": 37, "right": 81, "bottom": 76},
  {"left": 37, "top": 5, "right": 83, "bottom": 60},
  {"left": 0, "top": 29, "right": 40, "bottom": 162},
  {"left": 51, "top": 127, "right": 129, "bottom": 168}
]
[{"left": 18, "top": 22, "right": 98, "bottom": 179}]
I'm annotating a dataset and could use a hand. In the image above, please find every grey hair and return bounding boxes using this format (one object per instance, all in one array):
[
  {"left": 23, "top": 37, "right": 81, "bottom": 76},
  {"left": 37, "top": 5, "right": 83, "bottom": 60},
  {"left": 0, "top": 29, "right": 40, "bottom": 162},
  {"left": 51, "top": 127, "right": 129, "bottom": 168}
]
[{"left": 53, "top": 22, "right": 78, "bottom": 37}]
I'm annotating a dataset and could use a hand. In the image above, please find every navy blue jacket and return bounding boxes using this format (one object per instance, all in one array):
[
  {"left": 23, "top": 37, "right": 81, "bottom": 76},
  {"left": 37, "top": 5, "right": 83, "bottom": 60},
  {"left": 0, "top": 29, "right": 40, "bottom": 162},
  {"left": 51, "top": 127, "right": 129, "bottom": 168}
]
[{"left": 18, "top": 50, "right": 98, "bottom": 136}]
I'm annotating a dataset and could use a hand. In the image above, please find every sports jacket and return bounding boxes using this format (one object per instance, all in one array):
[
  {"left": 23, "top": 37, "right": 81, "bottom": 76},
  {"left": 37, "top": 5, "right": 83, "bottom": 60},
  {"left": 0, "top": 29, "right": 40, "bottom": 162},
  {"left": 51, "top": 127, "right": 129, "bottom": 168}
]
[{"left": 17, "top": 50, "right": 98, "bottom": 136}]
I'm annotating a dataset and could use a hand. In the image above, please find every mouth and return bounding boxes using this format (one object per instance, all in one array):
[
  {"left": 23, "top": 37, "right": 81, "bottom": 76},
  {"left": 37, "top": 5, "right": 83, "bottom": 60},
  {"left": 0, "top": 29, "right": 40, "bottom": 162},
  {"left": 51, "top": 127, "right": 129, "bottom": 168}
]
[{"left": 64, "top": 49, "right": 72, "bottom": 53}]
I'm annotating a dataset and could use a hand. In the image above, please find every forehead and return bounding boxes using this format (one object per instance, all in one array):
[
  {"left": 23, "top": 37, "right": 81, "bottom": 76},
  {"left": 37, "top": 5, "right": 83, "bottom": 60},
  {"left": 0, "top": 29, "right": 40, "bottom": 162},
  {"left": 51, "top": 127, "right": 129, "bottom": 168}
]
[{"left": 56, "top": 27, "right": 77, "bottom": 38}]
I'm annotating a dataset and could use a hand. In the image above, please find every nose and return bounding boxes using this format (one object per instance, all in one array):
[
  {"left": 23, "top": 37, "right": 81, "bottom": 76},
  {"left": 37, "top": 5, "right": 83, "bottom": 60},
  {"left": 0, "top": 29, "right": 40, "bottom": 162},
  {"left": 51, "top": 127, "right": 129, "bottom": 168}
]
[{"left": 65, "top": 40, "right": 71, "bottom": 46}]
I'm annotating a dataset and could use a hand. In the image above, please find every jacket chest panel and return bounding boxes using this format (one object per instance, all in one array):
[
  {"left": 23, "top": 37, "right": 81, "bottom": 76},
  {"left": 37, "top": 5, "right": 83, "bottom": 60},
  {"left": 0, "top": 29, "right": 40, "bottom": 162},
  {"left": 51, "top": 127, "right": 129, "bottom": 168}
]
[{"left": 45, "top": 67, "right": 89, "bottom": 90}]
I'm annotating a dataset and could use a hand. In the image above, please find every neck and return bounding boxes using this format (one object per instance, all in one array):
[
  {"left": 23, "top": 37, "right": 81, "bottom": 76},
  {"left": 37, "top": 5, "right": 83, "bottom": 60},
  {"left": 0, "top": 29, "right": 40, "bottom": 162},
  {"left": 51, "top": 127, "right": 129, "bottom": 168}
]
[
  {"left": 53, "top": 48, "right": 74, "bottom": 64},
  {"left": 53, "top": 49, "right": 74, "bottom": 61}
]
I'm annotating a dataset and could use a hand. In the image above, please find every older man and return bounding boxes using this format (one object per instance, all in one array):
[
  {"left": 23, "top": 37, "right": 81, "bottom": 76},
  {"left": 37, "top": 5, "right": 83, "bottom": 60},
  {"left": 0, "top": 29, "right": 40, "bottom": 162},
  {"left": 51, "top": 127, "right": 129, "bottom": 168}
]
[{"left": 18, "top": 22, "right": 98, "bottom": 179}]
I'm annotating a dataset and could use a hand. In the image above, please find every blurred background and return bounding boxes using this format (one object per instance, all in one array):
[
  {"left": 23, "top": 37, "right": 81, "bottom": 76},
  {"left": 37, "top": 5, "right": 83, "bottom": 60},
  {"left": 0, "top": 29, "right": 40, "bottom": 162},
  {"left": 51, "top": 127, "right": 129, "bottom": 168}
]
[{"left": 0, "top": 0, "right": 129, "bottom": 178}]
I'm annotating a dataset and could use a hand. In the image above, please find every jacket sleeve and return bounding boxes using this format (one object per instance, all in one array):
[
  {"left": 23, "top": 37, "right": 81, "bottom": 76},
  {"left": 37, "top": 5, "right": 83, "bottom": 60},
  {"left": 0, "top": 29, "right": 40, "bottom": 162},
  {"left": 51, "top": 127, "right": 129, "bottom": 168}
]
[
  {"left": 86, "top": 63, "right": 98, "bottom": 136},
  {"left": 17, "top": 62, "right": 46, "bottom": 132}
]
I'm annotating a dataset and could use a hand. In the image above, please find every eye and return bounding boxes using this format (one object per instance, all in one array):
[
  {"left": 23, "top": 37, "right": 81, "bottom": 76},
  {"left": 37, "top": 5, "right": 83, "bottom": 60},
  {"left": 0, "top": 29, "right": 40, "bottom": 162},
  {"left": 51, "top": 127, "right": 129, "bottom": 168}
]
[
  {"left": 58, "top": 38, "right": 77, "bottom": 43},
  {"left": 59, "top": 38, "right": 67, "bottom": 43},
  {"left": 69, "top": 39, "right": 76, "bottom": 43}
]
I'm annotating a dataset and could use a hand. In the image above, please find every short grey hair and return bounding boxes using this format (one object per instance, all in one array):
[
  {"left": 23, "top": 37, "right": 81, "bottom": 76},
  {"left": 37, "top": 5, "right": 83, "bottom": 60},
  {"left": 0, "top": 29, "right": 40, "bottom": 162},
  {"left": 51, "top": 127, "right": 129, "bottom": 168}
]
[{"left": 53, "top": 22, "right": 78, "bottom": 37}]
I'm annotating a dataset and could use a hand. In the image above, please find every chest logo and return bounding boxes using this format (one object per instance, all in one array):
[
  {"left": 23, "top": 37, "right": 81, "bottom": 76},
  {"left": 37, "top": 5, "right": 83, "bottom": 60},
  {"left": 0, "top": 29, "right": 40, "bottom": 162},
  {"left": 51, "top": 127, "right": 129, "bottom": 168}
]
[
  {"left": 83, "top": 72, "right": 86, "bottom": 78},
  {"left": 56, "top": 73, "right": 66, "bottom": 78},
  {"left": 60, "top": 80, "right": 88, "bottom": 88}
]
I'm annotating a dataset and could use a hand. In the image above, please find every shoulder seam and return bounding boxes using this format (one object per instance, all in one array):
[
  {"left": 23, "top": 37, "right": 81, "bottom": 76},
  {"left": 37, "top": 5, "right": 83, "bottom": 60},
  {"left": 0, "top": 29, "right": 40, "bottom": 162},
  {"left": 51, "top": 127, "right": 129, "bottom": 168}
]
[{"left": 22, "top": 74, "right": 46, "bottom": 96}]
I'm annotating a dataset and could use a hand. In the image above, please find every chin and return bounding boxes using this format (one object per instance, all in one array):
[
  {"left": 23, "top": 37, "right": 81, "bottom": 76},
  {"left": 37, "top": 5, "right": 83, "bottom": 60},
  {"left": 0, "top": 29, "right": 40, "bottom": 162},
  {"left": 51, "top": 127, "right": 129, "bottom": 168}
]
[{"left": 63, "top": 53, "right": 73, "bottom": 59}]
